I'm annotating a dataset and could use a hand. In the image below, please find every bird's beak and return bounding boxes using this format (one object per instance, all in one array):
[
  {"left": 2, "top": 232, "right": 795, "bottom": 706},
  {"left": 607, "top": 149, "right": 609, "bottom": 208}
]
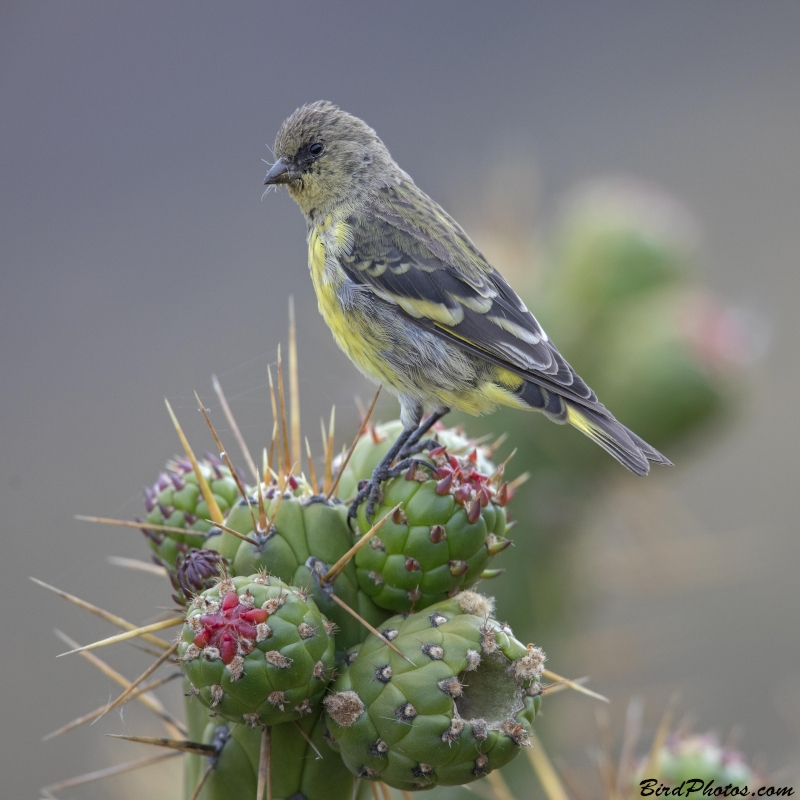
[{"left": 263, "top": 158, "right": 296, "bottom": 186}]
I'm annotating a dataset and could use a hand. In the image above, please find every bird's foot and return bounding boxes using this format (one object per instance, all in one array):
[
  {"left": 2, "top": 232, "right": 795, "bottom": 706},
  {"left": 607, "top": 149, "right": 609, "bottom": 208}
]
[
  {"left": 395, "top": 407, "right": 450, "bottom": 460},
  {"left": 347, "top": 477, "right": 384, "bottom": 530},
  {"left": 347, "top": 458, "right": 434, "bottom": 527},
  {"left": 396, "top": 437, "right": 440, "bottom": 461}
]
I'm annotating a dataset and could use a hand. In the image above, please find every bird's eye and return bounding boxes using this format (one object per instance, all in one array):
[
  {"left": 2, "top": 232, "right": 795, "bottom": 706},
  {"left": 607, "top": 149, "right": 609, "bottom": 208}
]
[{"left": 309, "top": 142, "right": 324, "bottom": 156}]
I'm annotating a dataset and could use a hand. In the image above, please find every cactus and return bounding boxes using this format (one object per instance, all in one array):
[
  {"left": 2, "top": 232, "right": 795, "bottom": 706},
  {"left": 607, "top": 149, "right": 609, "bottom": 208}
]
[
  {"left": 352, "top": 446, "right": 513, "bottom": 612},
  {"left": 36, "top": 361, "right": 748, "bottom": 800},
  {"left": 205, "top": 484, "right": 391, "bottom": 652},
  {"left": 37, "top": 329, "right": 557, "bottom": 800},
  {"left": 183, "top": 704, "right": 354, "bottom": 800},
  {"left": 179, "top": 574, "right": 336, "bottom": 727},
  {"left": 323, "top": 590, "right": 544, "bottom": 790},
  {"left": 142, "top": 456, "right": 243, "bottom": 569}
]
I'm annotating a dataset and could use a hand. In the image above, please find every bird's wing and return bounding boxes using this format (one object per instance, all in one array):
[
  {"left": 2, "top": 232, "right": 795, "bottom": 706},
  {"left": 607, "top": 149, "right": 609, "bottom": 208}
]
[{"left": 339, "top": 182, "right": 604, "bottom": 411}]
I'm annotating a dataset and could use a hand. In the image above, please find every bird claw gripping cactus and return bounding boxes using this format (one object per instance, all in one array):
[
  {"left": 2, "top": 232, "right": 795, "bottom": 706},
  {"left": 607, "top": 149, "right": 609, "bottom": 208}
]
[
  {"left": 323, "top": 590, "right": 544, "bottom": 790},
  {"left": 353, "top": 446, "right": 513, "bottom": 612},
  {"left": 335, "top": 420, "right": 499, "bottom": 504},
  {"left": 179, "top": 574, "right": 335, "bottom": 727}
]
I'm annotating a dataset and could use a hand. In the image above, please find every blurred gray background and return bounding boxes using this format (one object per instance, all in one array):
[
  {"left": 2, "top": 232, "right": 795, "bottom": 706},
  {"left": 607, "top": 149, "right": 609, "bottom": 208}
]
[{"left": 2, "top": 2, "right": 799, "bottom": 796}]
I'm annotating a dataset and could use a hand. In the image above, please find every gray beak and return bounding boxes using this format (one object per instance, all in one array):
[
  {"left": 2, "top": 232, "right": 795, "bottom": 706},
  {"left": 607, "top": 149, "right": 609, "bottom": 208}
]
[{"left": 263, "top": 158, "right": 296, "bottom": 186}]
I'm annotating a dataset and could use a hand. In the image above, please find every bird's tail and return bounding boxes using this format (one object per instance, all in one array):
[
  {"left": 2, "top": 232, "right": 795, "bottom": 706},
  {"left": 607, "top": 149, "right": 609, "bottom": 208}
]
[{"left": 564, "top": 401, "right": 672, "bottom": 476}]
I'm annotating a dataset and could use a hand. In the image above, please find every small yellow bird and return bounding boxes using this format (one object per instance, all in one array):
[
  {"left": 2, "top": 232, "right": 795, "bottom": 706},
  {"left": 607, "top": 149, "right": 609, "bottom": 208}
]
[{"left": 264, "top": 102, "right": 670, "bottom": 519}]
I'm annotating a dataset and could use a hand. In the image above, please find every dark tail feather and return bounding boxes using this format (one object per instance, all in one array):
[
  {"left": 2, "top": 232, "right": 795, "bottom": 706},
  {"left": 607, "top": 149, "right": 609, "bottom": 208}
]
[
  {"left": 564, "top": 401, "right": 672, "bottom": 476},
  {"left": 513, "top": 379, "right": 671, "bottom": 474}
]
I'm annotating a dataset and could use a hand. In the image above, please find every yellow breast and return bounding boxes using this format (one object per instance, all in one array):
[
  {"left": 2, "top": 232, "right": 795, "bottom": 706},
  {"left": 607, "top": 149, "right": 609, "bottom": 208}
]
[{"left": 307, "top": 223, "right": 405, "bottom": 391}]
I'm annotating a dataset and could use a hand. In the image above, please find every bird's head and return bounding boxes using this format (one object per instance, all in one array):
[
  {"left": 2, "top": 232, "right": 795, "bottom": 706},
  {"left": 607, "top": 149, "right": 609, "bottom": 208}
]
[{"left": 264, "top": 101, "right": 400, "bottom": 219}]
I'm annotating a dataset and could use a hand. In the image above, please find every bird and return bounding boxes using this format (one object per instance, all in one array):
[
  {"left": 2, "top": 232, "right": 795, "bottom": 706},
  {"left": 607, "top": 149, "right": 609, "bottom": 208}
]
[{"left": 263, "top": 101, "right": 670, "bottom": 521}]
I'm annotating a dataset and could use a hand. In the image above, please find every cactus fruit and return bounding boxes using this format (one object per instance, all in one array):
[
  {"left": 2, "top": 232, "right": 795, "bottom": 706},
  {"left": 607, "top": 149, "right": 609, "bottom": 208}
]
[
  {"left": 179, "top": 574, "right": 335, "bottom": 727},
  {"left": 204, "top": 480, "right": 391, "bottom": 652},
  {"left": 353, "top": 447, "right": 512, "bottom": 612},
  {"left": 142, "top": 455, "right": 243, "bottom": 568},
  {"left": 323, "top": 590, "right": 543, "bottom": 790},
  {"left": 335, "top": 420, "right": 497, "bottom": 503}
]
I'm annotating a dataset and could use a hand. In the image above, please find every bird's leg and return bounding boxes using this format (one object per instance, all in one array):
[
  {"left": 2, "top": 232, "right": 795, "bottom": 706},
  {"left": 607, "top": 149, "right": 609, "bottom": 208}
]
[
  {"left": 347, "top": 424, "right": 417, "bottom": 527},
  {"left": 396, "top": 407, "right": 451, "bottom": 460},
  {"left": 347, "top": 407, "right": 451, "bottom": 527}
]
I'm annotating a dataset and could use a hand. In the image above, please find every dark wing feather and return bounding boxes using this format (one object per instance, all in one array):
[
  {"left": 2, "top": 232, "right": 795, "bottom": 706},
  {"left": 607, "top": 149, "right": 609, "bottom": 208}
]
[{"left": 341, "top": 183, "right": 606, "bottom": 413}]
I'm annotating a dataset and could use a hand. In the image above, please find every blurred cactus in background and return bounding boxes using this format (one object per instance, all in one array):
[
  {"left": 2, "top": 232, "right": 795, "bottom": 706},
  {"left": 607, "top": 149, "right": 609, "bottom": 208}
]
[
  {"left": 457, "top": 176, "right": 757, "bottom": 641},
  {"left": 520, "top": 698, "right": 768, "bottom": 798}
]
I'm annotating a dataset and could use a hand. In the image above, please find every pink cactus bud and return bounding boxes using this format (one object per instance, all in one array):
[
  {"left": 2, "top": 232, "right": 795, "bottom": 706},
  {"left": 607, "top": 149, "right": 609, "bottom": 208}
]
[
  {"left": 219, "top": 632, "right": 237, "bottom": 664},
  {"left": 240, "top": 608, "right": 269, "bottom": 625},
  {"left": 222, "top": 591, "right": 240, "bottom": 611}
]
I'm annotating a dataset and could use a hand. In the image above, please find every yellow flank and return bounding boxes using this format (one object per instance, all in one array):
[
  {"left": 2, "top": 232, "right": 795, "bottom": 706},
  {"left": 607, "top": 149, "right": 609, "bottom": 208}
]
[
  {"left": 448, "top": 381, "right": 529, "bottom": 416},
  {"left": 436, "top": 365, "right": 528, "bottom": 416}
]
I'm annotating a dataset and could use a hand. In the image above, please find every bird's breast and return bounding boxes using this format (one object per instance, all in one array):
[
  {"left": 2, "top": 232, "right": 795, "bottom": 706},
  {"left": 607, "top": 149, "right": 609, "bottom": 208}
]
[{"left": 307, "top": 224, "right": 398, "bottom": 384}]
